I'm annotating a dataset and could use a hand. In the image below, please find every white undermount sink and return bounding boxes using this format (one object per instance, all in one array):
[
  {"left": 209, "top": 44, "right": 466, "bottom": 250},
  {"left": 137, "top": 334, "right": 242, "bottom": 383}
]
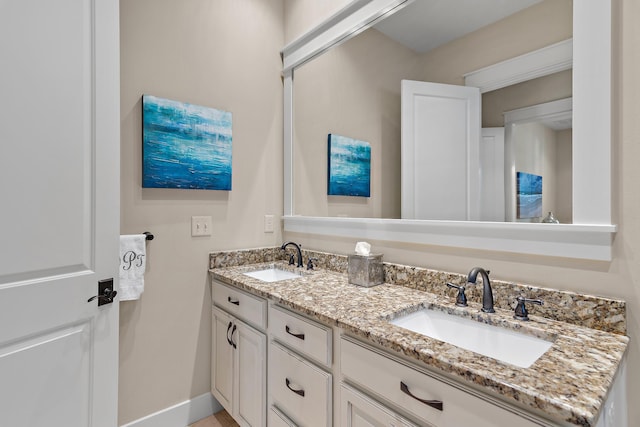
[
  {"left": 243, "top": 267, "right": 302, "bottom": 283},
  {"left": 390, "top": 308, "right": 553, "bottom": 368}
]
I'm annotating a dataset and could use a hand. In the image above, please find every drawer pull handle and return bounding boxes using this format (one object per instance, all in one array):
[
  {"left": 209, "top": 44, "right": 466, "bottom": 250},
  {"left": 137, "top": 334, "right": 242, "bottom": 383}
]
[
  {"left": 230, "top": 324, "right": 237, "bottom": 349},
  {"left": 227, "top": 296, "right": 240, "bottom": 306},
  {"left": 226, "top": 321, "right": 233, "bottom": 346},
  {"left": 285, "top": 325, "right": 305, "bottom": 340},
  {"left": 400, "top": 381, "right": 443, "bottom": 411},
  {"left": 285, "top": 378, "right": 305, "bottom": 397}
]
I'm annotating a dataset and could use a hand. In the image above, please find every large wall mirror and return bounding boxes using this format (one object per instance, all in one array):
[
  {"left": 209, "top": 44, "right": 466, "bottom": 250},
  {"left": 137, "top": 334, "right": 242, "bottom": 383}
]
[{"left": 282, "top": 0, "right": 615, "bottom": 260}]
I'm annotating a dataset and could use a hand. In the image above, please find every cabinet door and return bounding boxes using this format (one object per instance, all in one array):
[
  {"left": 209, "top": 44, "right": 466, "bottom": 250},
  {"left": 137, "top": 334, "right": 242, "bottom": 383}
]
[
  {"left": 236, "top": 320, "right": 267, "bottom": 427},
  {"left": 212, "top": 307, "right": 234, "bottom": 413},
  {"left": 341, "top": 384, "right": 420, "bottom": 427}
]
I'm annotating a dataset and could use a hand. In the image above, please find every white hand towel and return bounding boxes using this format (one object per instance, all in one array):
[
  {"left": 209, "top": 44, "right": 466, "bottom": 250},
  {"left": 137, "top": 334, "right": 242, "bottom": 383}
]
[{"left": 119, "top": 234, "right": 147, "bottom": 301}]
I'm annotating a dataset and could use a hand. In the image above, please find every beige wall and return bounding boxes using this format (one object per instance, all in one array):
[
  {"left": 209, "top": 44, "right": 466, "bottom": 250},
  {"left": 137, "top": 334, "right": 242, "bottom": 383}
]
[
  {"left": 284, "top": 1, "right": 640, "bottom": 425},
  {"left": 555, "top": 129, "right": 572, "bottom": 224},
  {"left": 418, "top": 0, "right": 572, "bottom": 85},
  {"left": 294, "top": 28, "right": 421, "bottom": 219},
  {"left": 482, "top": 70, "right": 572, "bottom": 127},
  {"left": 119, "top": 0, "right": 284, "bottom": 423},
  {"left": 284, "top": 0, "right": 351, "bottom": 44}
]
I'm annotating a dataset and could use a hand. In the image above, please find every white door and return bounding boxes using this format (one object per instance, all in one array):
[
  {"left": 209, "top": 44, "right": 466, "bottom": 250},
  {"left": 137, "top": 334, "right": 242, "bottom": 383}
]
[
  {"left": 401, "top": 80, "right": 481, "bottom": 220},
  {"left": 0, "top": 0, "right": 120, "bottom": 426},
  {"left": 480, "top": 128, "right": 505, "bottom": 221}
]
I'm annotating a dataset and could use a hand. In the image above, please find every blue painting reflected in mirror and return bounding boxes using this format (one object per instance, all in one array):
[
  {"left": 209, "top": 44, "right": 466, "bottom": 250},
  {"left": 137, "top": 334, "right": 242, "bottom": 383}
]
[
  {"left": 327, "top": 134, "right": 371, "bottom": 197},
  {"left": 517, "top": 171, "right": 542, "bottom": 219},
  {"left": 142, "top": 95, "right": 232, "bottom": 190}
]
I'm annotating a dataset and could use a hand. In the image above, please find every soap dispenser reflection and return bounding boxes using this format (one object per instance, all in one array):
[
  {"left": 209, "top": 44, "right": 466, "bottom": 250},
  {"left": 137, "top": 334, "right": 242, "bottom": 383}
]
[{"left": 541, "top": 212, "right": 560, "bottom": 224}]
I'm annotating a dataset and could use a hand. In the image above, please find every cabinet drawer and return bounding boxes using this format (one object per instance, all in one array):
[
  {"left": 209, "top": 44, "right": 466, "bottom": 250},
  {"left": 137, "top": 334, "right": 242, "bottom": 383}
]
[
  {"left": 340, "top": 337, "right": 543, "bottom": 427},
  {"left": 341, "top": 383, "right": 419, "bottom": 427},
  {"left": 269, "top": 406, "right": 297, "bottom": 427},
  {"left": 212, "top": 280, "right": 266, "bottom": 330},
  {"left": 269, "top": 305, "right": 332, "bottom": 367},
  {"left": 270, "top": 342, "right": 332, "bottom": 427}
]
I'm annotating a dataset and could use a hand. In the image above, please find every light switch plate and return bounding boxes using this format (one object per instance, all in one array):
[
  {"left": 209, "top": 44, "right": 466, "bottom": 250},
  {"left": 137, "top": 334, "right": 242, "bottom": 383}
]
[
  {"left": 191, "top": 216, "right": 212, "bottom": 236},
  {"left": 264, "top": 215, "right": 274, "bottom": 233}
]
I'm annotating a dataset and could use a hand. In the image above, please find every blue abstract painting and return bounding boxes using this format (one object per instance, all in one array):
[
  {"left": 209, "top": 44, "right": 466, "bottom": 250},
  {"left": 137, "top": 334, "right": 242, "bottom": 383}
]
[
  {"left": 327, "top": 134, "right": 370, "bottom": 197},
  {"left": 517, "top": 171, "right": 542, "bottom": 219},
  {"left": 142, "top": 95, "right": 232, "bottom": 190}
]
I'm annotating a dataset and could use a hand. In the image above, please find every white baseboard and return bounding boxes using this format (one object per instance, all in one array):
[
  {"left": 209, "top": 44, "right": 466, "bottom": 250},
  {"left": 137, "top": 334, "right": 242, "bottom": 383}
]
[{"left": 120, "top": 393, "right": 223, "bottom": 427}]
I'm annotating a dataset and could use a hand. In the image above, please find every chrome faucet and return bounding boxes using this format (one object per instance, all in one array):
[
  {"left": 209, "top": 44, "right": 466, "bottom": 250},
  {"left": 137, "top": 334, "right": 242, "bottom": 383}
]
[
  {"left": 281, "top": 241, "right": 303, "bottom": 268},
  {"left": 467, "top": 267, "right": 495, "bottom": 313}
]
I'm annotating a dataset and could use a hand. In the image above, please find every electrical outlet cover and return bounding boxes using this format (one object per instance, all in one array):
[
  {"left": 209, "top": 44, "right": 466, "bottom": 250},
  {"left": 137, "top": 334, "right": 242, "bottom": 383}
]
[{"left": 264, "top": 215, "right": 274, "bottom": 233}]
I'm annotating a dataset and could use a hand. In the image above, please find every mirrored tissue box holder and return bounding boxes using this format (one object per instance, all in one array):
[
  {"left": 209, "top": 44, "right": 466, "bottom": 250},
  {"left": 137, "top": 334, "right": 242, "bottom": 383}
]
[{"left": 348, "top": 254, "right": 384, "bottom": 287}]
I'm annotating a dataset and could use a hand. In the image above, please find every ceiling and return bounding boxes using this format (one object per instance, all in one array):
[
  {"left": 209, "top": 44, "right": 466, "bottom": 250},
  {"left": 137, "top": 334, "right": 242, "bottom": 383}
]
[{"left": 374, "top": 0, "right": 542, "bottom": 53}]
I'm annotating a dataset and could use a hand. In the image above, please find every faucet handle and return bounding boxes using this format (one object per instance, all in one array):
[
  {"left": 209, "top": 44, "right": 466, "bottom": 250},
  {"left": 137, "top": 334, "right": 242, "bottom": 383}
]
[
  {"left": 307, "top": 257, "right": 318, "bottom": 270},
  {"left": 287, "top": 254, "right": 295, "bottom": 265},
  {"left": 446, "top": 282, "right": 467, "bottom": 307},
  {"left": 514, "top": 296, "right": 543, "bottom": 321}
]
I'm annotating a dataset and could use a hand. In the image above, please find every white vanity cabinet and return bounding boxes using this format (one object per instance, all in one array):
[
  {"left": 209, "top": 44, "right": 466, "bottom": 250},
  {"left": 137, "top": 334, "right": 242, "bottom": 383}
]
[
  {"left": 340, "top": 336, "right": 547, "bottom": 427},
  {"left": 595, "top": 358, "right": 628, "bottom": 427},
  {"left": 211, "top": 281, "right": 267, "bottom": 427},
  {"left": 210, "top": 275, "right": 624, "bottom": 427}
]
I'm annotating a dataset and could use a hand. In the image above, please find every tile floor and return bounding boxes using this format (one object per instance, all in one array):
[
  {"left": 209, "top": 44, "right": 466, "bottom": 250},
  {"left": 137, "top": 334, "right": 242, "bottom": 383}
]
[{"left": 188, "top": 410, "right": 239, "bottom": 427}]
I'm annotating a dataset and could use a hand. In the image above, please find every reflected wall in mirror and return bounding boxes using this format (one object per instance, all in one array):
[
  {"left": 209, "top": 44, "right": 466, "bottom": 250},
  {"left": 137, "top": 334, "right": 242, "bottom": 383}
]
[
  {"left": 504, "top": 97, "right": 573, "bottom": 224},
  {"left": 293, "top": 0, "right": 572, "bottom": 222}
]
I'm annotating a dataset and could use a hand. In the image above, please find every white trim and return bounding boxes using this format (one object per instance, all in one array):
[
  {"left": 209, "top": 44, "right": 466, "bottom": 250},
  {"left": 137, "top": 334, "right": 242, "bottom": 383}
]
[
  {"left": 281, "top": 0, "right": 410, "bottom": 72},
  {"left": 572, "top": 1, "right": 611, "bottom": 225},
  {"left": 464, "top": 39, "right": 573, "bottom": 93},
  {"left": 283, "top": 71, "right": 294, "bottom": 216},
  {"left": 503, "top": 97, "right": 572, "bottom": 125},
  {"left": 284, "top": 216, "right": 616, "bottom": 261},
  {"left": 119, "top": 393, "right": 222, "bottom": 427}
]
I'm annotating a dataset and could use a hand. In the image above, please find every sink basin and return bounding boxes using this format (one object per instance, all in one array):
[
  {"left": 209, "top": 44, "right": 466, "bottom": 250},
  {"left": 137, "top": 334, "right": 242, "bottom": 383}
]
[
  {"left": 390, "top": 308, "right": 553, "bottom": 368},
  {"left": 243, "top": 267, "right": 302, "bottom": 283}
]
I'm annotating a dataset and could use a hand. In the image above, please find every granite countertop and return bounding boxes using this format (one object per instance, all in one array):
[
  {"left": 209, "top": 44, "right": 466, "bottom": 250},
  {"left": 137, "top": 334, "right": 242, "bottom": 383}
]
[{"left": 210, "top": 261, "right": 628, "bottom": 427}]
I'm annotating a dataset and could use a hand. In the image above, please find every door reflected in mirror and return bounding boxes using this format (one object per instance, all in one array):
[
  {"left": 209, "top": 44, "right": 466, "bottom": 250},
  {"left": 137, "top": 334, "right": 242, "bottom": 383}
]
[{"left": 293, "top": 0, "right": 572, "bottom": 223}]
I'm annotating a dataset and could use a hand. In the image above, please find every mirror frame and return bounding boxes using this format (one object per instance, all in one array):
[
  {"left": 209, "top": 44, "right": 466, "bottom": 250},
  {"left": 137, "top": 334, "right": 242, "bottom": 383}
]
[{"left": 281, "top": 0, "right": 616, "bottom": 261}]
